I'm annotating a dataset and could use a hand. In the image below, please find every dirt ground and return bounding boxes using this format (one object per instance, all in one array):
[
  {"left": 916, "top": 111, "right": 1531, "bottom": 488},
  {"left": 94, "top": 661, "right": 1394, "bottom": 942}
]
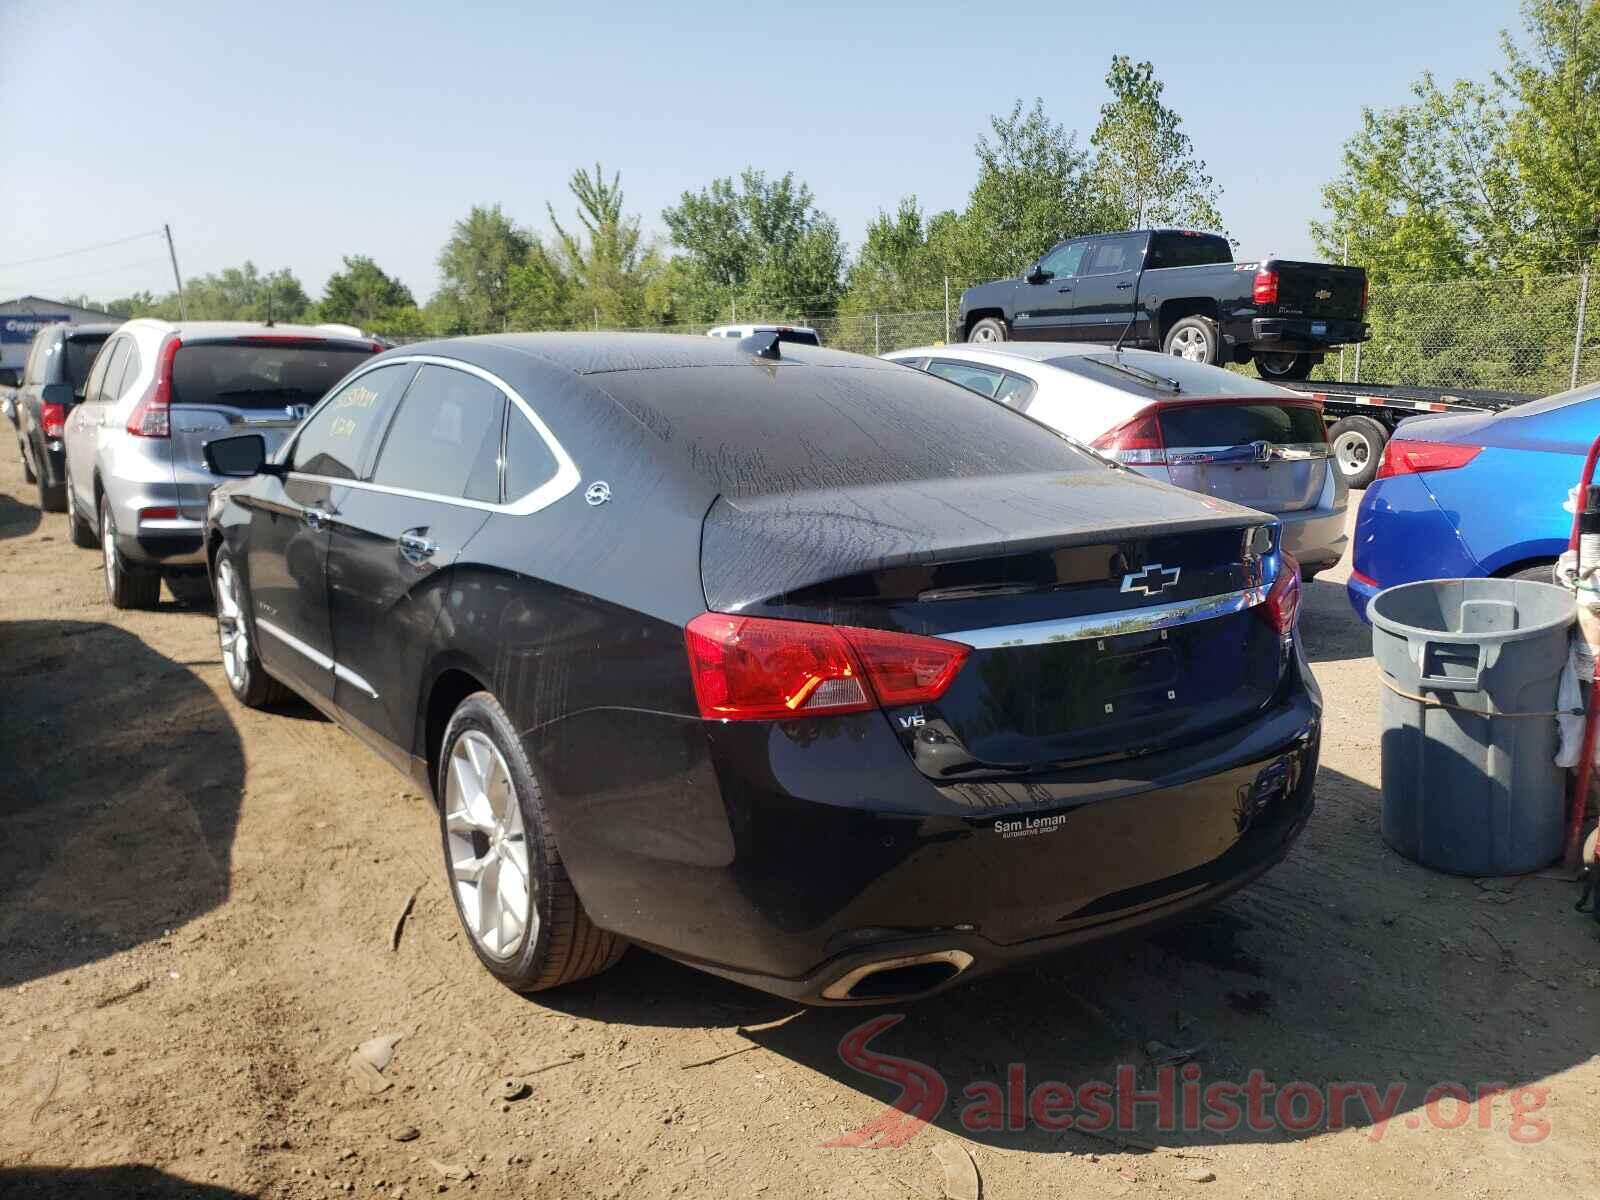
[{"left": 2, "top": 443, "right": 1597, "bottom": 1200}]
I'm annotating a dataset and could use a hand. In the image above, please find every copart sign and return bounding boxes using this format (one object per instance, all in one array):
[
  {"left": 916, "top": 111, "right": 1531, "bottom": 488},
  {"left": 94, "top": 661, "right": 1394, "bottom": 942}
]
[{"left": 1, "top": 315, "right": 70, "bottom": 344}]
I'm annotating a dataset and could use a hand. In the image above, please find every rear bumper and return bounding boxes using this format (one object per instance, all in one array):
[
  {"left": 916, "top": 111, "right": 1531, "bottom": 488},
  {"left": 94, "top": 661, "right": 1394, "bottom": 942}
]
[
  {"left": 543, "top": 661, "right": 1321, "bottom": 1005},
  {"left": 1251, "top": 317, "right": 1369, "bottom": 352},
  {"left": 1274, "top": 503, "right": 1348, "bottom": 571}
]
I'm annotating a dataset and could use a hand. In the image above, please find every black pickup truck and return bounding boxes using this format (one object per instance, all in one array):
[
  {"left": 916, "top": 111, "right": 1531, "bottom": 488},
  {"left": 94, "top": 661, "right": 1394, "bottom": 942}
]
[{"left": 958, "top": 229, "right": 1369, "bottom": 380}]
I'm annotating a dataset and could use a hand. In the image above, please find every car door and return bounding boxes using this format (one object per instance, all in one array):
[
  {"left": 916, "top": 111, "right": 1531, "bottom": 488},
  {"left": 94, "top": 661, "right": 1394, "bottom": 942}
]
[
  {"left": 1068, "top": 234, "right": 1145, "bottom": 340},
  {"left": 1009, "top": 240, "right": 1090, "bottom": 340},
  {"left": 322, "top": 362, "right": 504, "bottom": 755},
  {"left": 246, "top": 362, "right": 415, "bottom": 704},
  {"left": 67, "top": 336, "right": 127, "bottom": 509}
]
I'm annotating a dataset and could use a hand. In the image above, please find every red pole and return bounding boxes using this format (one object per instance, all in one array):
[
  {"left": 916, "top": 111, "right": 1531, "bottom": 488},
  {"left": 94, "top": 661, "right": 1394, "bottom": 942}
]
[{"left": 1563, "top": 433, "right": 1600, "bottom": 868}]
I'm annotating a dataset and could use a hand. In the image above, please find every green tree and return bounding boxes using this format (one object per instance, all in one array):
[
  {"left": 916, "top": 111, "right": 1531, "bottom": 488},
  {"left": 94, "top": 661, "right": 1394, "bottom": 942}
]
[
  {"left": 175, "top": 263, "right": 309, "bottom": 322},
  {"left": 662, "top": 169, "right": 845, "bottom": 320},
  {"left": 936, "top": 99, "right": 1115, "bottom": 285},
  {"left": 1090, "top": 56, "right": 1225, "bottom": 234},
  {"left": 1500, "top": 0, "right": 1600, "bottom": 266},
  {"left": 430, "top": 205, "right": 533, "bottom": 333},
  {"left": 545, "top": 164, "right": 666, "bottom": 327},
  {"left": 1310, "top": 75, "right": 1526, "bottom": 281},
  {"left": 316, "top": 255, "right": 417, "bottom": 330},
  {"left": 840, "top": 198, "right": 955, "bottom": 313}
]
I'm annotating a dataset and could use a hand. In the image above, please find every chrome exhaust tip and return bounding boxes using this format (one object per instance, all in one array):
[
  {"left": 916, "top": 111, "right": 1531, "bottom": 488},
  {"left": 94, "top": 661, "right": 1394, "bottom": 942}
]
[{"left": 821, "top": 949, "right": 975, "bottom": 1001}]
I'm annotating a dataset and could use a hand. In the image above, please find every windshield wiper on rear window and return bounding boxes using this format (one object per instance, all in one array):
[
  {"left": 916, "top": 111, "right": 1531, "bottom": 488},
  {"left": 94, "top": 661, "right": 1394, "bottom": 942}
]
[{"left": 1086, "top": 357, "right": 1183, "bottom": 394}]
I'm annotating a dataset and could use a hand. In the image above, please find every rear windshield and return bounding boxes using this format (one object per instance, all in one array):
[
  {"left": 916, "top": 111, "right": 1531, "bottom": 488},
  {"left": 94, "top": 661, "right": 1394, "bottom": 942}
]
[
  {"left": 1147, "top": 233, "right": 1232, "bottom": 270},
  {"left": 1052, "top": 353, "right": 1293, "bottom": 401},
  {"left": 1160, "top": 403, "right": 1326, "bottom": 448},
  {"left": 172, "top": 340, "right": 376, "bottom": 410},
  {"left": 595, "top": 362, "right": 1096, "bottom": 497},
  {"left": 63, "top": 335, "right": 110, "bottom": 390}
]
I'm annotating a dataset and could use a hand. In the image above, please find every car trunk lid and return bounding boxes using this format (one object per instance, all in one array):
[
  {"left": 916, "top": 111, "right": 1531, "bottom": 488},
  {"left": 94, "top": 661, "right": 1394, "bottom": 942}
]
[
  {"left": 700, "top": 469, "right": 1288, "bottom": 776},
  {"left": 1157, "top": 398, "right": 1331, "bottom": 514}
]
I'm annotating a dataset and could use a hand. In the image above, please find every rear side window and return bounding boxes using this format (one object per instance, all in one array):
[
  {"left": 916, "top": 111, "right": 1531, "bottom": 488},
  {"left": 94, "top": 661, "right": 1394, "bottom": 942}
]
[
  {"left": 370, "top": 365, "right": 506, "bottom": 501},
  {"left": 928, "top": 360, "right": 1005, "bottom": 398},
  {"left": 93, "top": 340, "right": 130, "bottom": 403},
  {"left": 504, "top": 405, "right": 559, "bottom": 500},
  {"left": 290, "top": 363, "right": 415, "bottom": 480},
  {"left": 1159, "top": 403, "right": 1326, "bottom": 448},
  {"left": 172, "top": 340, "right": 376, "bottom": 411},
  {"left": 1085, "top": 237, "right": 1142, "bottom": 275},
  {"left": 111, "top": 340, "right": 142, "bottom": 403},
  {"left": 63, "top": 335, "right": 110, "bottom": 392},
  {"left": 1147, "top": 233, "right": 1232, "bottom": 270}
]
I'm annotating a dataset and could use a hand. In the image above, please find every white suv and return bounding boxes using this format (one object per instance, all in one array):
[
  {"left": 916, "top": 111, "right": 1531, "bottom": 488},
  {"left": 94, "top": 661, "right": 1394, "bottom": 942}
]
[
  {"left": 62, "top": 320, "right": 380, "bottom": 607},
  {"left": 706, "top": 323, "right": 821, "bottom": 346}
]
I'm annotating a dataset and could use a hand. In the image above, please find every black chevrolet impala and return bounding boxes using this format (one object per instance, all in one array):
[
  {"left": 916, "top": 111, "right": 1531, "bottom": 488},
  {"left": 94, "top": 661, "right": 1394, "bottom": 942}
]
[{"left": 200, "top": 333, "right": 1319, "bottom": 1004}]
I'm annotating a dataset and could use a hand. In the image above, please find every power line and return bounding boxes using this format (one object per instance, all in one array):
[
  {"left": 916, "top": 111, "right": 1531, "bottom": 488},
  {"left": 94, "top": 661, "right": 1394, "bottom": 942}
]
[
  {"left": 0, "top": 256, "right": 172, "bottom": 293},
  {"left": 0, "top": 229, "right": 164, "bottom": 271}
]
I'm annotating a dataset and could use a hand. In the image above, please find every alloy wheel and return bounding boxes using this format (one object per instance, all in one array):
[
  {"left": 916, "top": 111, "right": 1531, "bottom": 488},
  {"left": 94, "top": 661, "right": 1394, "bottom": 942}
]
[
  {"left": 102, "top": 507, "right": 117, "bottom": 594},
  {"left": 1169, "top": 327, "right": 1209, "bottom": 362},
  {"left": 445, "top": 730, "right": 534, "bottom": 960},
  {"left": 215, "top": 558, "right": 249, "bottom": 692},
  {"left": 971, "top": 325, "right": 999, "bottom": 343}
]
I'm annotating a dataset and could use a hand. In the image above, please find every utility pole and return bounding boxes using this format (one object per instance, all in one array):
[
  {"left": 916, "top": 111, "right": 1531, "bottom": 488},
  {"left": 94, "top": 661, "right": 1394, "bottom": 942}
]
[
  {"left": 164, "top": 224, "right": 187, "bottom": 320},
  {"left": 1573, "top": 260, "right": 1590, "bottom": 390},
  {"left": 1338, "top": 235, "right": 1349, "bottom": 382},
  {"left": 943, "top": 276, "right": 951, "bottom": 344}
]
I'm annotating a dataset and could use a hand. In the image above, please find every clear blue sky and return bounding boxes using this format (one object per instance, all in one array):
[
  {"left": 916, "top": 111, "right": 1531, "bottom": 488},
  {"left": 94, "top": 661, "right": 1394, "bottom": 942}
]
[{"left": 1, "top": 0, "right": 1518, "bottom": 309}]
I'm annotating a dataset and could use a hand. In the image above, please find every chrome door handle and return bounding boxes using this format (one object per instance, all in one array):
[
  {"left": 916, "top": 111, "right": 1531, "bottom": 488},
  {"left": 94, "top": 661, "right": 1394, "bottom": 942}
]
[
  {"left": 398, "top": 530, "right": 436, "bottom": 564},
  {"left": 1116, "top": 281, "right": 1135, "bottom": 289},
  {"left": 304, "top": 508, "right": 328, "bottom": 529},
  {"left": 1056, "top": 286, "right": 1073, "bottom": 293}
]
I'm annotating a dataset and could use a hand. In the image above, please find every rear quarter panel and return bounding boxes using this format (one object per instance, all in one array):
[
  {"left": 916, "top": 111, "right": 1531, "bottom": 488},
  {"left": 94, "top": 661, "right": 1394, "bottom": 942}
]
[{"left": 1419, "top": 445, "right": 1579, "bottom": 573}]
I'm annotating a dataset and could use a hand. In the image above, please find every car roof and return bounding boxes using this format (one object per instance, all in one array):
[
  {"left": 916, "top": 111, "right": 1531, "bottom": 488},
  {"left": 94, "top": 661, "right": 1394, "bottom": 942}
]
[
  {"left": 397, "top": 331, "right": 853, "bottom": 375},
  {"left": 887, "top": 343, "right": 1295, "bottom": 402},
  {"left": 51, "top": 322, "right": 121, "bottom": 339},
  {"left": 117, "top": 318, "right": 376, "bottom": 344}
]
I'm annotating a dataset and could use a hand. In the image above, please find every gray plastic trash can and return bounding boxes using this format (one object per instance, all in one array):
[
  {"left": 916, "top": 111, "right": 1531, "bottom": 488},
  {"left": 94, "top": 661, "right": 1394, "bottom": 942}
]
[{"left": 1370, "top": 578, "right": 1575, "bottom": 875}]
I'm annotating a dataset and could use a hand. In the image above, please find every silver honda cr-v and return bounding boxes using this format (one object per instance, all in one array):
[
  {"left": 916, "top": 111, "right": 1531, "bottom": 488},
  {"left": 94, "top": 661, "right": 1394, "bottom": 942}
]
[{"left": 62, "top": 320, "right": 380, "bottom": 607}]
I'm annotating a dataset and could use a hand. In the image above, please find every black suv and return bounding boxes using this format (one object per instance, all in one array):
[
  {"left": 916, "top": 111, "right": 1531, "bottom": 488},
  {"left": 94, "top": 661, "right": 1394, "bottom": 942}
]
[
  {"left": 14, "top": 322, "right": 117, "bottom": 511},
  {"left": 958, "top": 229, "right": 1368, "bottom": 380}
]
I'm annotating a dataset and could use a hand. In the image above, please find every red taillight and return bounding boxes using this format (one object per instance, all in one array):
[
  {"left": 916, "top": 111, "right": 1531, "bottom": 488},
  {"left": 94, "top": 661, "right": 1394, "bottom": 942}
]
[
  {"left": 1258, "top": 553, "right": 1302, "bottom": 634},
  {"left": 684, "top": 613, "right": 970, "bottom": 722},
  {"left": 1253, "top": 266, "right": 1279, "bottom": 306},
  {"left": 138, "top": 506, "right": 179, "bottom": 521},
  {"left": 1091, "top": 406, "right": 1166, "bottom": 465},
  {"left": 1373, "top": 438, "right": 1481, "bottom": 480},
  {"left": 126, "top": 336, "right": 182, "bottom": 438},
  {"left": 40, "top": 400, "right": 66, "bottom": 439}
]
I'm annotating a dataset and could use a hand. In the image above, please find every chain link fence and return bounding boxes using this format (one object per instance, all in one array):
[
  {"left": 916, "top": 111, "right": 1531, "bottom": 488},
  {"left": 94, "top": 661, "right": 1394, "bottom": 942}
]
[{"left": 392, "top": 269, "right": 1600, "bottom": 398}]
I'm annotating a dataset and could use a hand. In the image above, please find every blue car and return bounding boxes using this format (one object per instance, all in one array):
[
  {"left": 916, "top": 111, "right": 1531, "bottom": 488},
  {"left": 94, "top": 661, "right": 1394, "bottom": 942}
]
[{"left": 1348, "top": 384, "right": 1597, "bottom": 620}]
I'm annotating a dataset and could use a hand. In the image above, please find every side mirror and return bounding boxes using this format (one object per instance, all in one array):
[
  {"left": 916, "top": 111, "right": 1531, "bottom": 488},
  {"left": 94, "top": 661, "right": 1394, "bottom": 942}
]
[
  {"left": 1025, "top": 265, "right": 1050, "bottom": 285},
  {"left": 204, "top": 433, "right": 282, "bottom": 478}
]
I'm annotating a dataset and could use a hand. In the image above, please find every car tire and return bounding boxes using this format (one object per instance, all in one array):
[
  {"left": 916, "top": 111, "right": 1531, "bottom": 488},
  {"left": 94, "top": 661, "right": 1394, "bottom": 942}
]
[
  {"left": 967, "top": 317, "right": 1008, "bottom": 344},
  {"left": 1163, "top": 316, "right": 1221, "bottom": 364},
  {"left": 1327, "top": 415, "right": 1387, "bottom": 489},
  {"left": 37, "top": 470, "right": 66, "bottom": 513},
  {"left": 213, "top": 549, "right": 287, "bottom": 707},
  {"left": 1506, "top": 563, "right": 1557, "bottom": 584},
  {"left": 1254, "top": 351, "right": 1314, "bottom": 380},
  {"left": 19, "top": 438, "right": 36, "bottom": 484},
  {"left": 64, "top": 463, "right": 97, "bottom": 548},
  {"left": 438, "top": 692, "right": 625, "bottom": 993},
  {"left": 100, "top": 494, "right": 160, "bottom": 609}
]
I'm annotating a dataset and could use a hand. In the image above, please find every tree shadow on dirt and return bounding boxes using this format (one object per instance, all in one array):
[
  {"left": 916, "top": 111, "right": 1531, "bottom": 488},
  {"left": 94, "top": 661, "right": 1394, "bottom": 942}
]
[
  {"left": 543, "top": 763, "right": 1593, "bottom": 1150},
  {"left": 0, "top": 490, "right": 41, "bottom": 540},
  {"left": 0, "top": 1165, "right": 254, "bottom": 1198},
  {"left": 0, "top": 620, "right": 244, "bottom": 987}
]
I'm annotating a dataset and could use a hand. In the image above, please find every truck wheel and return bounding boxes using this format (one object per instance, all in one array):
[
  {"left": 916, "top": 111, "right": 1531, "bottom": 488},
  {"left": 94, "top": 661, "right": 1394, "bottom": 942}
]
[
  {"left": 1254, "top": 351, "right": 1313, "bottom": 380},
  {"left": 1163, "top": 316, "right": 1220, "bottom": 364},
  {"left": 967, "top": 317, "right": 1008, "bottom": 344},
  {"left": 1328, "top": 416, "right": 1387, "bottom": 489}
]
